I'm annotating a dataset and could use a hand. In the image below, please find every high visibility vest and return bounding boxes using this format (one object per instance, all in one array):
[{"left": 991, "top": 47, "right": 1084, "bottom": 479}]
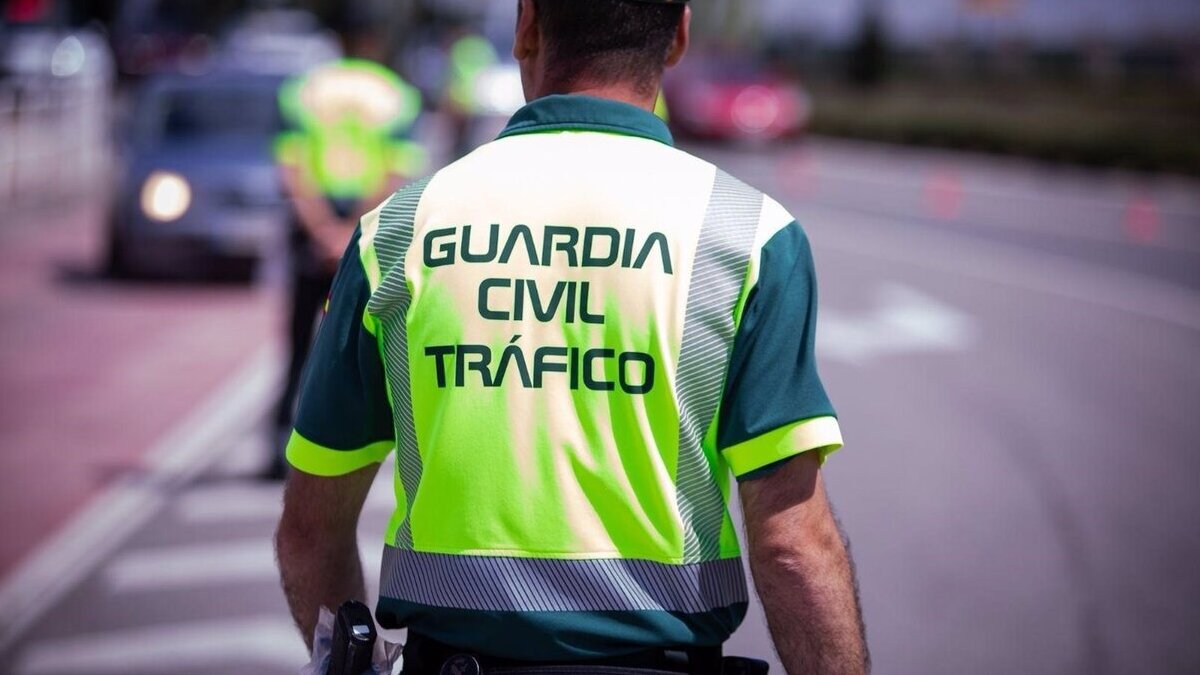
[
  {"left": 275, "top": 58, "right": 425, "bottom": 199},
  {"left": 287, "top": 94, "right": 843, "bottom": 660}
]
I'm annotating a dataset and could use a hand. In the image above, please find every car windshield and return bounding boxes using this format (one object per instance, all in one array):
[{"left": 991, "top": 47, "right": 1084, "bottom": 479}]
[{"left": 139, "top": 82, "right": 280, "bottom": 144}]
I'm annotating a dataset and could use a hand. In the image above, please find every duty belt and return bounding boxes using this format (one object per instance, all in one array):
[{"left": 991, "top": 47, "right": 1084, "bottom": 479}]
[{"left": 401, "top": 633, "right": 769, "bottom": 675}]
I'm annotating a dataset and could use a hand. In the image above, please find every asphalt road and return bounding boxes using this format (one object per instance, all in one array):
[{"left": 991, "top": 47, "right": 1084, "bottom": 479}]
[{"left": 1, "top": 138, "right": 1198, "bottom": 674}]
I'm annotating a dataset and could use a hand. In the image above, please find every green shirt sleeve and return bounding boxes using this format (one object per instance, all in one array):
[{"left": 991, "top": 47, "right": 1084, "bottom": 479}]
[
  {"left": 717, "top": 220, "right": 842, "bottom": 481},
  {"left": 286, "top": 227, "right": 395, "bottom": 476}
]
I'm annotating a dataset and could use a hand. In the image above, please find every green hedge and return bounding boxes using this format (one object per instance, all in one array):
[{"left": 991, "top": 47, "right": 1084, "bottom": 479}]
[{"left": 807, "top": 82, "right": 1200, "bottom": 175}]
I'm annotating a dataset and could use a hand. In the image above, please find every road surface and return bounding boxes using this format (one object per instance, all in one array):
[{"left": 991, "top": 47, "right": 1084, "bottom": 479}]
[{"left": 1, "top": 137, "right": 1197, "bottom": 674}]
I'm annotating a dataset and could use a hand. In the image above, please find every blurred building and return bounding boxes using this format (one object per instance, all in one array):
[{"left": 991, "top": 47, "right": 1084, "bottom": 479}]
[{"left": 763, "top": 0, "right": 1200, "bottom": 47}]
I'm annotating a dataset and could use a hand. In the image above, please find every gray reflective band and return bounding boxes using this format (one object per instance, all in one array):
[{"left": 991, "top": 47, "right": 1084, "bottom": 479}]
[
  {"left": 675, "top": 169, "right": 763, "bottom": 562},
  {"left": 379, "top": 547, "right": 747, "bottom": 614},
  {"left": 366, "top": 176, "right": 433, "bottom": 549}
]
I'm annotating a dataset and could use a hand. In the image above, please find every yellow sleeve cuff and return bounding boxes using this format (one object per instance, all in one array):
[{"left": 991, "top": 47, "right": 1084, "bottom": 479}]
[
  {"left": 286, "top": 430, "right": 393, "bottom": 477},
  {"left": 722, "top": 417, "right": 844, "bottom": 477}
]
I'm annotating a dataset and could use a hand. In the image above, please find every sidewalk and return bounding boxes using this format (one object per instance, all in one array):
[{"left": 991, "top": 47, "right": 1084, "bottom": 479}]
[{"left": 0, "top": 199, "right": 280, "bottom": 581}]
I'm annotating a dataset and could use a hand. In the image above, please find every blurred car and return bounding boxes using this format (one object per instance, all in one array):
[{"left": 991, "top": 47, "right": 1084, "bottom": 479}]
[
  {"left": 106, "top": 70, "right": 287, "bottom": 279},
  {"left": 663, "top": 58, "right": 812, "bottom": 142}
]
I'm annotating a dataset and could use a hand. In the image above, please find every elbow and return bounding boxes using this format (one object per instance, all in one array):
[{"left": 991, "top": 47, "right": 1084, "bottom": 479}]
[
  {"left": 275, "top": 507, "right": 352, "bottom": 563},
  {"left": 751, "top": 515, "right": 845, "bottom": 575}
]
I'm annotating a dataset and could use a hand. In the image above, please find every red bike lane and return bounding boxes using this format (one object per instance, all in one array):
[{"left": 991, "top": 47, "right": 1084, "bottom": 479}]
[{"left": 0, "top": 203, "right": 280, "bottom": 580}]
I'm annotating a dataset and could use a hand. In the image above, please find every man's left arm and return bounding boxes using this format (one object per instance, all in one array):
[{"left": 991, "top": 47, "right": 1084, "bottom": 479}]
[{"left": 716, "top": 216, "right": 867, "bottom": 671}]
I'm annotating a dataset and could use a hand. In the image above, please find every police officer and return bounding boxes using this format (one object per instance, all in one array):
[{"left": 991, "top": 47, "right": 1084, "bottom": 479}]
[
  {"left": 266, "top": 10, "right": 424, "bottom": 479},
  {"left": 276, "top": 2, "right": 868, "bottom": 673}
]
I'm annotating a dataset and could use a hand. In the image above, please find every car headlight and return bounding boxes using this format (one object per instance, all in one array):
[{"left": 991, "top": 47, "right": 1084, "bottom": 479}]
[{"left": 140, "top": 171, "right": 192, "bottom": 222}]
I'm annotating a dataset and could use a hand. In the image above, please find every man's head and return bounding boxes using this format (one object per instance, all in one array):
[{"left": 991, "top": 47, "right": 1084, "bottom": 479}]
[
  {"left": 514, "top": 0, "right": 690, "bottom": 107},
  {"left": 333, "top": 3, "right": 389, "bottom": 63}
]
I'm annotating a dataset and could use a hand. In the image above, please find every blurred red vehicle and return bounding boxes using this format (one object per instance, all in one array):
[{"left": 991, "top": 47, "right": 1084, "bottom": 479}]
[{"left": 663, "top": 57, "right": 811, "bottom": 142}]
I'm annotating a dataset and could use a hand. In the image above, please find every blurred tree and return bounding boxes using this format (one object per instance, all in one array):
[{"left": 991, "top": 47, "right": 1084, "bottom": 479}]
[{"left": 847, "top": 0, "right": 889, "bottom": 87}]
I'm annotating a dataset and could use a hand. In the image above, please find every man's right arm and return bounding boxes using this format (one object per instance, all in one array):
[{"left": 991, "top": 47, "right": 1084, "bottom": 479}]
[
  {"left": 277, "top": 465, "right": 378, "bottom": 648},
  {"left": 740, "top": 452, "right": 869, "bottom": 675},
  {"left": 274, "top": 226, "right": 397, "bottom": 646}
]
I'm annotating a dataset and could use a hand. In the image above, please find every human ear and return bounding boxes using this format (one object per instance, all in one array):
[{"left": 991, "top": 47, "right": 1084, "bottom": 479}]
[
  {"left": 665, "top": 6, "right": 690, "bottom": 68},
  {"left": 514, "top": 0, "right": 540, "bottom": 61}
]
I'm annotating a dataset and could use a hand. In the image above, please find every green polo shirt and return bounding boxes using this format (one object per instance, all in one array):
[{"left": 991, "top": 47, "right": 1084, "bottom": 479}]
[{"left": 287, "top": 94, "right": 842, "bottom": 660}]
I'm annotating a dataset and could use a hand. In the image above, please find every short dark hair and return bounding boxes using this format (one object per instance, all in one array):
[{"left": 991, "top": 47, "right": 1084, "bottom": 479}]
[{"left": 532, "top": 0, "right": 684, "bottom": 96}]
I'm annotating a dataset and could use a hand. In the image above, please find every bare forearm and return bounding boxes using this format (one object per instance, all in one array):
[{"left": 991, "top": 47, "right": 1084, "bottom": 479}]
[
  {"left": 750, "top": 531, "right": 868, "bottom": 674},
  {"left": 740, "top": 455, "right": 869, "bottom": 674},
  {"left": 279, "top": 165, "right": 340, "bottom": 245},
  {"left": 276, "top": 530, "right": 367, "bottom": 649},
  {"left": 275, "top": 466, "right": 379, "bottom": 648}
]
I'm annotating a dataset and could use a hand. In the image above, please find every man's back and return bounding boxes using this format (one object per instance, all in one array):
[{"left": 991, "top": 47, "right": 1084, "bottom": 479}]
[
  {"left": 277, "top": 2, "right": 866, "bottom": 671},
  {"left": 288, "top": 94, "right": 842, "bottom": 658}
]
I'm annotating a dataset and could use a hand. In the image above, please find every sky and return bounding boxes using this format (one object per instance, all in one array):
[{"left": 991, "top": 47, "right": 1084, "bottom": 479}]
[{"left": 762, "top": 0, "right": 1200, "bottom": 44}]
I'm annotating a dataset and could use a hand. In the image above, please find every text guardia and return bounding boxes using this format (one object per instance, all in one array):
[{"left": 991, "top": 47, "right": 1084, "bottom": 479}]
[{"left": 419, "top": 224, "right": 674, "bottom": 396}]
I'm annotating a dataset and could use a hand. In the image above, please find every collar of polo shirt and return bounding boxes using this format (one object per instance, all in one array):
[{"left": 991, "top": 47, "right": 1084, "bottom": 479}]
[{"left": 497, "top": 94, "right": 675, "bottom": 147}]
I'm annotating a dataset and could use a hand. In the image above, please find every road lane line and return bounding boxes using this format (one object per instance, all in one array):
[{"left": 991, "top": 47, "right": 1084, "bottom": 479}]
[
  {"left": 0, "top": 347, "right": 279, "bottom": 653},
  {"left": 176, "top": 469, "right": 395, "bottom": 523},
  {"left": 800, "top": 204, "right": 1200, "bottom": 332},
  {"left": 104, "top": 539, "right": 383, "bottom": 592},
  {"left": 819, "top": 282, "right": 978, "bottom": 365},
  {"left": 13, "top": 616, "right": 304, "bottom": 673}
]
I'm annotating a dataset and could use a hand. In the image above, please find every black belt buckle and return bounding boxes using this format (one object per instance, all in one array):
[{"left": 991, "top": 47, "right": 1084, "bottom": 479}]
[
  {"left": 720, "top": 656, "right": 770, "bottom": 675},
  {"left": 439, "top": 654, "right": 483, "bottom": 675}
]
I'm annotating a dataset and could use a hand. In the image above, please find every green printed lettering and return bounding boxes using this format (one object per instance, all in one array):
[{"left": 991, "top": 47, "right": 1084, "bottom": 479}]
[
  {"left": 542, "top": 226, "right": 579, "bottom": 267},
  {"left": 527, "top": 280, "right": 567, "bottom": 323},
  {"left": 579, "top": 282, "right": 605, "bottom": 325},
  {"left": 619, "top": 352, "right": 655, "bottom": 394},
  {"left": 424, "top": 345, "right": 455, "bottom": 387},
  {"left": 456, "top": 344, "right": 494, "bottom": 387},
  {"left": 478, "top": 278, "right": 511, "bottom": 321},
  {"left": 499, "top": 224, "right": 539, "bottom": 266},
  {"left": 582, "top": 227, "right": 620, "bottom": 267},
  {"left": 569, "top": 347, "right": 581, "bottom": 389},
  {"left": 633, "top": 232, "right": 673, "bottom": 274},
  {"left": 494, "top": 336, "right": 532, "bottom": 388},
  {"left": 584, "top": 349, "right": 616, "bottom": 391},
  {"left": 533, "top": 346, "right": 569, "bottom": 387},
  {"left": 424, "top": 228, "right": 458, "bottom": 268},
  {"left": 461, "top": 224, "right": 500, "bottom": 263},
  {"left": 621, "top": 227, "right": 636, "bottom": 268}
]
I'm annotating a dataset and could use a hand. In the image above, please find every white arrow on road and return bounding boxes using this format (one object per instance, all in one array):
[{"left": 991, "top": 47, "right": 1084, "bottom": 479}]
[
  {"left": 13, "top": 616, "right": 305, "bottom": 673},
  {"left": 818, "top": 282, "right": 977, "bottom": 365}
]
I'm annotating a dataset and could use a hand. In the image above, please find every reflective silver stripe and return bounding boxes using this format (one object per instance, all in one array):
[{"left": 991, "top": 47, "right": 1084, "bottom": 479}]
[
  {"left": 675, "top": 169, "right": 763, "bottom": 561},
  {"left": 379, "top": 547, "right": 748, "bottom": 613},
  {"left": 366, "top": 176, "right": 432, "bottom": 549}
]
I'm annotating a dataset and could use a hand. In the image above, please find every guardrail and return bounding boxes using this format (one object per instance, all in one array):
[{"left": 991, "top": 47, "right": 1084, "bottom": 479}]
[{"left": 0, "top": 71, "right": 111, "bottom": 211}]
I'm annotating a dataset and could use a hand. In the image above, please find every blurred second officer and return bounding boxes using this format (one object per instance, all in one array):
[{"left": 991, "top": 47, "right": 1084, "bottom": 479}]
[{"left": 268, "top": 14, "right": 425, "bottom": 479}]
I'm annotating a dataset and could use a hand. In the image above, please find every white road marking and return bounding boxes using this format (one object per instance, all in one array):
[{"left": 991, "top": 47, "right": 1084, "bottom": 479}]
[
  {"left": 801, "top": 203, "right": 1200, "bottom": 332},
  {"left": 12, "top": 617, "right": 305, "bottom": 674},
  {"left": 819, "top": 283, "right": 977, "bottom": 365},
  {"left": 174, "top": 484, "right": 286, "bottom": 523},
  {"left": 175, "top": 478, "right": 394, "bottom": 524},
  {"left": 0, "top": 348, "right": 279, "bottom": 652},
  {"left": 104, "top": 539, "right": 385, "bottom": 593}
]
